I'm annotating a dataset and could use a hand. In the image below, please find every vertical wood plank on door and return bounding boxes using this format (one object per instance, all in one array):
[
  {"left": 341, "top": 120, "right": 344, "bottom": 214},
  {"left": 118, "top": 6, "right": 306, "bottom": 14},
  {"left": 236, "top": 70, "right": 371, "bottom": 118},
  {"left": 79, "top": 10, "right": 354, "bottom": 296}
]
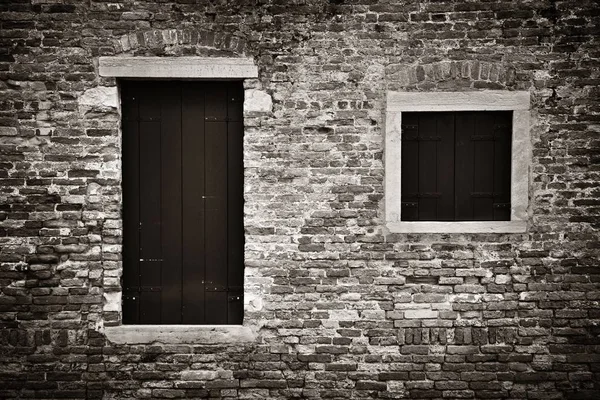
[
  {"left": 204, "top": 83, "right": 229, "bottom": 324},
  {"left": 138, "top": 86, "right": 162, "bottom": 324},
  {"left": 160, "top": 82, "right": 183, "bottom": 324},
  {"left": 182, "top": 82, "right": 206, "bottom": 324},
  {"left": 227, "top": 82, "right": 244, "bottom": 324},
  {"left": 121, "top": 82, "right": 141, "bottom": 324}
]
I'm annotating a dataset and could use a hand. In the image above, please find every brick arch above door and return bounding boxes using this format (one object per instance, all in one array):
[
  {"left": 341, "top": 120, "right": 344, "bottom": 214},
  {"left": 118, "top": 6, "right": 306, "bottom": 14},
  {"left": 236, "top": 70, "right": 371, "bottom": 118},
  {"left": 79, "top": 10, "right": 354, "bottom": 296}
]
[{"left": 110, "top": 29, "right": 251, "bottom": 57}]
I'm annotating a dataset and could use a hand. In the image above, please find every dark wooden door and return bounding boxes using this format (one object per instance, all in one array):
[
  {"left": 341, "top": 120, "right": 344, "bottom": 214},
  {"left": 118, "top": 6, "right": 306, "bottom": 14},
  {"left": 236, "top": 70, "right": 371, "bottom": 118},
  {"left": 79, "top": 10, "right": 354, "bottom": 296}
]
[{"left": 122, "top": 81, "right": 244, "bottom": 325}]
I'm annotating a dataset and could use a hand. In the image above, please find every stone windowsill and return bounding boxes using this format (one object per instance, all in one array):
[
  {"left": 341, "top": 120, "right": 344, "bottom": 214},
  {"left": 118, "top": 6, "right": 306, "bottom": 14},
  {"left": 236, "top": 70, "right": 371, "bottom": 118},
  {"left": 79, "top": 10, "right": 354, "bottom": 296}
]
[
  {"left": 387, "top": 221, "right": 527, "bottom": 234},
  {"left": 103, "top": 325, "right": 256, "bottom": 345}
]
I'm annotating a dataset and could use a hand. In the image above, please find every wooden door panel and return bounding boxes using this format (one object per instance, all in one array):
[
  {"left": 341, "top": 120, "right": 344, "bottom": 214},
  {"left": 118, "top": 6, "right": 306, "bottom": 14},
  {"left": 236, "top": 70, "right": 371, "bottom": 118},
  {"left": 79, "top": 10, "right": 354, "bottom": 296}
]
[
  {"left": 139, "top": 291, "right": 161, "bottom": 324},
  {"left": 138, "top": 119, "right": 162, "bottom": 261},
  {"left": 122, "top": 81, "right": 244, "bottom": 325},
  {"left": 205, "top": 83, "right": 228, "bottom": 120},
  {"left": 205, "top": 292, "right": 228, "bottom": 324}
]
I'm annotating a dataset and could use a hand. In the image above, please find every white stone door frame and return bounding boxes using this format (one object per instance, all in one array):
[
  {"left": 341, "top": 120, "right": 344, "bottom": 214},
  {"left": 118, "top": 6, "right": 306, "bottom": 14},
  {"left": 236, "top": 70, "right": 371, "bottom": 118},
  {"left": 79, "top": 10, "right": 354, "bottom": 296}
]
[{"left": 97, "top": 56, "right": 266, "bottom": 344}]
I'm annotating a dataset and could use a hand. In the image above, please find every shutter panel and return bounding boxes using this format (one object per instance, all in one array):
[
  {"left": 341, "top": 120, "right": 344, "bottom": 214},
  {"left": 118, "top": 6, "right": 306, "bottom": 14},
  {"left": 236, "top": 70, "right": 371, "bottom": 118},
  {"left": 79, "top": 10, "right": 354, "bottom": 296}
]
[
  {"left": 402, "top": 112, "right": 455, "bottom": 221},
  {"left": 401, "top": 113, "right": 419, "bottom": 220},
  {"left": 472, "top": 112, "right": 495, "bottom": 220},
  {"left": 436, "top": 112, "right": 455, "bottom": 221},
  {"left": 455, "top": 111, "right": 512, "bottom": 221},
  {"left": 455, "top": 112, "right": 475, "bottom": 220},
  {"left": 182, "top": 82, "right": 206, "bottom": 324},
  {"left": 418, "top": 114, "right": 438, "bottom": 220},
  {"left": 493, "top": 112, "right": 512, "bottom": 221}
]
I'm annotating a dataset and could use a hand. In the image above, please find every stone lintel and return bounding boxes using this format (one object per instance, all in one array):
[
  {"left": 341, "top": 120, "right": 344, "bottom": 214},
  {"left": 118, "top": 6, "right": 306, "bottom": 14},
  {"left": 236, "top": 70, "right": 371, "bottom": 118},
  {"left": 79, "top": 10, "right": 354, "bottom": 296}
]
[
  {"left": 99, "top": 56, "right": 258, "bottom": 78},
  {"left": 103, "top": 325, "right": 256, "bottom": 344},
  {"left": 387, "top": 90, "right": 530, "bottom": 112}
]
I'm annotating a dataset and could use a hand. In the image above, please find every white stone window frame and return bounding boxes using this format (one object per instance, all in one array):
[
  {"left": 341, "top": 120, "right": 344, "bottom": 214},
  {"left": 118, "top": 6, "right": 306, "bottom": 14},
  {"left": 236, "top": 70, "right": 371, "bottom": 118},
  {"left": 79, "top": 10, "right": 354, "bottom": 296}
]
[
  {"left": 98, "top": 57, "right": 259, "bottom": 344},
  {"left": 385, "top": 91, "right": 531, "bottom": 234}
]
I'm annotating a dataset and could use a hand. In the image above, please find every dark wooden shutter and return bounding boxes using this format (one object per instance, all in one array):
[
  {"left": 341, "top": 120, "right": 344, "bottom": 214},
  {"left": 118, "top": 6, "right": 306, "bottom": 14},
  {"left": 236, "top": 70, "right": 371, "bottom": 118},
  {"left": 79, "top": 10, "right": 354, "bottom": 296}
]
[
  {"left": 401, "top": 112, "right": 455, "bottom": 221},
  {"left": 456, "top": 111, "right": 512, "bottom": 221},
  {"left": 492, "top": 112, "right": 512, "bottom": 221},
  {"left": 401, "top": 113, "right": 419, "bottom": 220},
  {"left": 402, "top": 111, "right": 511, "bottom": 222},
  {"left": 122, "top": 81, "right": 244, "bottom": 325},
  {"left": 455, "top": 112, "right": 476, "bottom": 220},
  {"left": 435, "top": 113, "right": 455, "bottom": 221}
]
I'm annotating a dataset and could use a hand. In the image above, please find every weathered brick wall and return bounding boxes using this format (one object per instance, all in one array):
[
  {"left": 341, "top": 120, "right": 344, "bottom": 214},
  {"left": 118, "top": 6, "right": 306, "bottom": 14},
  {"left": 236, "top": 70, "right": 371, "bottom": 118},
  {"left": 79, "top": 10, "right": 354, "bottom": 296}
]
[{"left": 1, "top": 0, "right": 599, "bottom": 399}]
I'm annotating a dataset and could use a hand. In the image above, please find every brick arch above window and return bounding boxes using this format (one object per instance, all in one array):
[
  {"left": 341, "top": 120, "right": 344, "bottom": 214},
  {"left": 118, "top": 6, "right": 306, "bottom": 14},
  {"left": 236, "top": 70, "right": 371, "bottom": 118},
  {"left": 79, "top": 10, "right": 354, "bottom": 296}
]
[{"left": 386, "top": 61, "right": 525, "bottom": 91}]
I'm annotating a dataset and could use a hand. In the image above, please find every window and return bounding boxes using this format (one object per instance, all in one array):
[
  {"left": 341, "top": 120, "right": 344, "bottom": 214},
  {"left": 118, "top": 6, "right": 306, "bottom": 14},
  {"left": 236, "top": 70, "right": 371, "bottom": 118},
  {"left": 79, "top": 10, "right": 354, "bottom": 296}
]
[
  {"left": 401, "top": 111, "right": 512, "bottom": 221},
  {"left": 385, "top": 91, "right": 530, "bottom": 233},
  {"left": 121, "top": 80, "right": 244, "bottom": 324}
]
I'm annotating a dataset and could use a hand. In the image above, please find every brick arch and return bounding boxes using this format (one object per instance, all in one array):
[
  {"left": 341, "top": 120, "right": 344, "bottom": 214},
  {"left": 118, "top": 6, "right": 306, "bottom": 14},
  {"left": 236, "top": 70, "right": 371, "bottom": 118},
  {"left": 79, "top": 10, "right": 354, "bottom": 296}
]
[
  {"left": 386, "top": 60, "right": 520, "bottom": 90},
  {"left": 114, "top": 29, "right": 250, "bottom": 57}
]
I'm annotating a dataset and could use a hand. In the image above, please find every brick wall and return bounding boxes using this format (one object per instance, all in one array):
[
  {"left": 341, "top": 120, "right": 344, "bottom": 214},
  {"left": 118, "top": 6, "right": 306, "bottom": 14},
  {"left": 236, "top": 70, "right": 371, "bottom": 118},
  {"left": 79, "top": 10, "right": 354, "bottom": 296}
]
[{"left": 1, "top": 0, "right": 599, "bottom": 399}]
